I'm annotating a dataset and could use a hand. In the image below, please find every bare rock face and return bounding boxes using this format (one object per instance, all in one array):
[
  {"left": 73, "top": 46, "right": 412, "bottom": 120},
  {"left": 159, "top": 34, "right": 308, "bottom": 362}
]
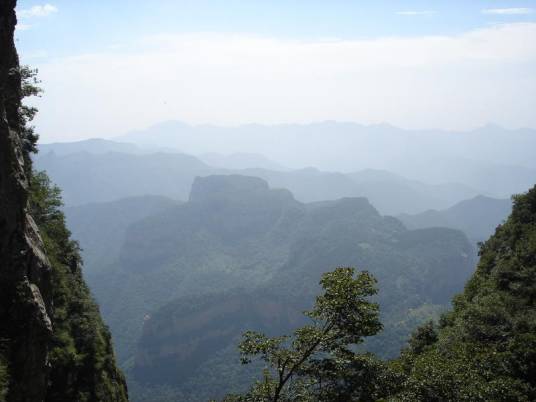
[{"left": 0, "top": 1, "right": 54, "bottom": 400}]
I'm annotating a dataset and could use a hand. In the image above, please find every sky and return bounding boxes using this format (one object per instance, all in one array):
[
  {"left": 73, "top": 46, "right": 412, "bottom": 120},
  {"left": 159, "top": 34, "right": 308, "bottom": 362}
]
[{"left": 15, "top": 0, "right": 536, "bottom": 142}]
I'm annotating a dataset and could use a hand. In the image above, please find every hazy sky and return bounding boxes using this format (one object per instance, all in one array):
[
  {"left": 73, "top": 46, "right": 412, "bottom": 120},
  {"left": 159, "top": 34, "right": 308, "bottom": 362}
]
[{"left": 15, "top": 0, "right": 536, "bottom": 142}]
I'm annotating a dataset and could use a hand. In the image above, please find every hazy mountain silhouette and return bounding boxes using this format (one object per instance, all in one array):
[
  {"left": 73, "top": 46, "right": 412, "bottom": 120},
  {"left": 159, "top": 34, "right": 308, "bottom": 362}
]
[
  {"left": 35, "top": 142, "right": 481, "bottom": 215},
  {"left": 397, "top": 195, "right": 512, "bottom": 243},
  {"left": 116, "top": 120, "right": 536, "bottom": 196}
]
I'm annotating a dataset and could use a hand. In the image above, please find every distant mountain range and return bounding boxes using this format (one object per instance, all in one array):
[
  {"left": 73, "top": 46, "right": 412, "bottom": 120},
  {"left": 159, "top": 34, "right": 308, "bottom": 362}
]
[
  {"left": 39, "top": 138, "right": 145, "bottom": 155},
  {"left": 36, "top": 138, "right": 484, "bottom": 215},
  {"left": 35, "top": 150, "right": 211, "bottom": 206},
  {"left": 198, "top": 152, "right": 288, "bottom": 171},
  {"left": 66, "top": 175, "right": 476, "bottom": 401},
  {"left": 115, "top": 120, "right": 536, "bottom": 196}
]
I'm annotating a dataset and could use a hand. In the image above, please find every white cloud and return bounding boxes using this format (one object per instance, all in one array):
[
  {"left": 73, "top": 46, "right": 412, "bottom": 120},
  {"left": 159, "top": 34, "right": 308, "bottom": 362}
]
[
  {"left": 482, "top": 8, "right": 533, "bottom": 15},
  {"left": 396, "top": 10, "right": 436, "bottom": 16},
  {"left": 29, "top": 23, "right": 536, "bottom": 141},
  {"left": 18, "top": 4, "right": 57, "bottom": 18}
]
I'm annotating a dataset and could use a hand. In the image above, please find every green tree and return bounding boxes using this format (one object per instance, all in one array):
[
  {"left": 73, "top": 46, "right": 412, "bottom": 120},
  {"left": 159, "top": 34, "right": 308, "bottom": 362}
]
[
  {"left": 0, "top": 63, "right": 42, "bottom": 402},
  {"left": 28, "top": 169, "right": 128, "bottom": 402},
  {"left": 223, "top": 268, "right": 401, "bottom": 402},
  {"left": 18, "top": 65, "right": 42, "bottom": 170}
]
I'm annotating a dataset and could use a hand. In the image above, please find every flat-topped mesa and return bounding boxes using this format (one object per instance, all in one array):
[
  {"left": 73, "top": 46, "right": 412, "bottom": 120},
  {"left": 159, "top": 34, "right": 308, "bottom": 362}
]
[
  {"left": 189, "top": 174, "right": 296, "bottom": 205},
  {"left": 120, "top": 175, "right": 301, "bottom": 273},
  {"left": 320, "top": 197, "right": 380, "bottom": 216},
  {"left": 305, "top": 197, "right": 385, "bottom": 230}
]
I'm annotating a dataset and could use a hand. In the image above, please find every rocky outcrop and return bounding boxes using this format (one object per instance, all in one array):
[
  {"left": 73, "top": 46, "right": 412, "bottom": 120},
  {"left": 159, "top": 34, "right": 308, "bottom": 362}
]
[
  {"left": 189, "top": 174, "right": 295, "bottom": 205},
  {"left": 0, "top": 1, "right": 53, "bottom": 400}
]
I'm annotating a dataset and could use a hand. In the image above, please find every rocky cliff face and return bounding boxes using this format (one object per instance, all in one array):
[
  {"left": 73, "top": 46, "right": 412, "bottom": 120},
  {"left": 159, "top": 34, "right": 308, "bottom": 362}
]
[
  {"left": 0, "top": 1, "right": 53, "bottom": 400},
  {"left": 0, "top": 2, "right": 128, "bottom": 401}
]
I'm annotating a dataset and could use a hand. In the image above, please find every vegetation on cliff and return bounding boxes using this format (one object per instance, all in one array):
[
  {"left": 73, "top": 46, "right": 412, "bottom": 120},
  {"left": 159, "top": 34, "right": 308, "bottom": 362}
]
[
  {"left": 392, "top": 185, "right": 536, "bottom": 401},
  {"left": 28, "top": 170, "right": 128, "bottom": 401}
]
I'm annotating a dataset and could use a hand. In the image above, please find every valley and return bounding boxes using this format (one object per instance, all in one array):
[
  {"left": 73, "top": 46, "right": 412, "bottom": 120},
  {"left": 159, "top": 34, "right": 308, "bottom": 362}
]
[{"left": 34, "top": 135, "right": 519, "bottom": 401}]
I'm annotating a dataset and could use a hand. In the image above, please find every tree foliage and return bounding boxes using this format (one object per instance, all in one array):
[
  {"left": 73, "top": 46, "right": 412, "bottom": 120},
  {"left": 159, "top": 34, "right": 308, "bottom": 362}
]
[
  {"left": 28, "top": 170, "right": 128, "bottom": 402},
  {"left": 223, "top": 268, "right": 401, "bottom": 401},
  {"left": 18, "top": 65, "right": 42, "bottom": 170}
]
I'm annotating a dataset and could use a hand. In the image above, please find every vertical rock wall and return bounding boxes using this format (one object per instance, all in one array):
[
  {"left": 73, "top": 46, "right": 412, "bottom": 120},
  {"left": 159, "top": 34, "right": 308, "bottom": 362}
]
[{"left": 0, "top": 1, "right": 53, "bottom": 400}]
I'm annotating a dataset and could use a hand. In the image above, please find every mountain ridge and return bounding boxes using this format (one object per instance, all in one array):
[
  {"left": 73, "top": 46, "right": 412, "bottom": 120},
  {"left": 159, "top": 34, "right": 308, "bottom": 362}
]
[
  {"left": 34, "top": 143, "right": 484, "bottom": 215},
  {"left": 398, "top": 195, "right": 512, "bottom": 243}
]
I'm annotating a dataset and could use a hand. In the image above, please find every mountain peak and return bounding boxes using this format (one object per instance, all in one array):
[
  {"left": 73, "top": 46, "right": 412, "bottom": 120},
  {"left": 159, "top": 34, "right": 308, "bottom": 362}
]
[
  {"left": 189, "top": 174, "right": 295, "bottom": 205},
  {"left": 318, "top": 197, "right": 380, "bottom": 218}
]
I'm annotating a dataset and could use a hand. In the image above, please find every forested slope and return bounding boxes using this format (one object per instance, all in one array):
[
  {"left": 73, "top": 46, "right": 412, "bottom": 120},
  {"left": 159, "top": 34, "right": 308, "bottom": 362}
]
[{"left": 394, "top": 185, "right": 536, "bottom": 400}]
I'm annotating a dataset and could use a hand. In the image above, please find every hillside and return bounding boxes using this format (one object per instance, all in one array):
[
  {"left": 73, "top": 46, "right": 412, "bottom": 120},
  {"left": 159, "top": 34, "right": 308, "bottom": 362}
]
[
  {"left": 78, "top": 175, "right": 475, "bottom": 401},
  {"left": 34, "top": 150, "right": 211, "bottom": 205},
  {"left": 65, "top": 196, "right": 180, "bottom": 276},
  {"left": 394, "top": 185, "right": 536, "bottom": 400},
  {"left": 398, "top": 195, "right": 512, "bottom": 243},
  {"left": 38, "top": 138, "right": 144, "bottom": 155},
  {"left": 347, "top": 169, "right": 478, "bottom": 215}
]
